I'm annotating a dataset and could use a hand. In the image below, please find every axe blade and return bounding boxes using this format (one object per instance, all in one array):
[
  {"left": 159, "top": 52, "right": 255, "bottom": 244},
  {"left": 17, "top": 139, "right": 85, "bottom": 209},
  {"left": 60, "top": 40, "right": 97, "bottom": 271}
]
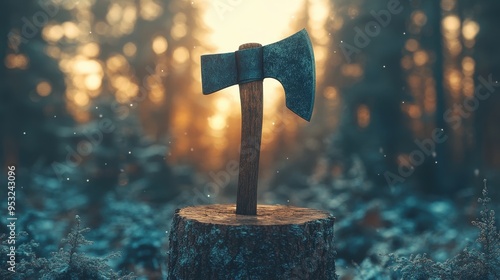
[
  {"left": 263, "top": 29, "right": 316, "bottom": 121},
  {"left": 201, "top": 52, "right": 237, "bottom": 95}
]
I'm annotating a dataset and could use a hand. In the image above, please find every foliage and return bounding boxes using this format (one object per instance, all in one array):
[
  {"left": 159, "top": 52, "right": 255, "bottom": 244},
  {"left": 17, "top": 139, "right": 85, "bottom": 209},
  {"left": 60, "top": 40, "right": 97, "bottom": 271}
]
[
  {"left": 391, "top": 183, "right": 500, "bottom": 279},
  {"left": 0, "top": 216, "right": 134, "bottom": 280}
]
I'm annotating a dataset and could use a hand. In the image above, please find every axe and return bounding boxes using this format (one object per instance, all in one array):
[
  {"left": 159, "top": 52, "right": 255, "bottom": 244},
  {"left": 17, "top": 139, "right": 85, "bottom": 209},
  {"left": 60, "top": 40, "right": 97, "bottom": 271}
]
[{"left": 201, "top": 29, "right": 316, "bottom": 215}]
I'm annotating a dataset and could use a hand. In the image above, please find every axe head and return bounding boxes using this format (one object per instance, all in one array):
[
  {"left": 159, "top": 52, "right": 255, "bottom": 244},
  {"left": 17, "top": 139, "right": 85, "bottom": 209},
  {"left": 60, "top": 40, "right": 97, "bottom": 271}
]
[{"left": 201, "top": 29, "right": 316, "bottom": 121}]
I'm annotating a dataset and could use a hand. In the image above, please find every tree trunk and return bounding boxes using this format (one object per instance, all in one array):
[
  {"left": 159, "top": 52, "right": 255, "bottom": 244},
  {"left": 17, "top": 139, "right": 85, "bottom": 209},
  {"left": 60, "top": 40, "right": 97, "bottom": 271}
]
[{"left": 168, "top": 204, "right": 337, "bottom": 280}]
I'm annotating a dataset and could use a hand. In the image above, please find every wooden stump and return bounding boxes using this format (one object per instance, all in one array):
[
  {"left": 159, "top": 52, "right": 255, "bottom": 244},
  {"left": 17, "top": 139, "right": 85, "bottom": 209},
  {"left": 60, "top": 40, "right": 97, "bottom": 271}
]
[{"left": 168, "top": 204, "right": 337, "bottom": 280}]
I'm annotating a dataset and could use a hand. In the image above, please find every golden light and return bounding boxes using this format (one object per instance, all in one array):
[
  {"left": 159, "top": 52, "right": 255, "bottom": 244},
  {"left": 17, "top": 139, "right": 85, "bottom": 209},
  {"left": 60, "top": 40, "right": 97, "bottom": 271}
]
[
  {"left": 95, "top": 21, "right": 108, "bottom": 35},
  {"left": 405, "top": 39, "right": 419, "bottom": 52},
  {"left": 149, "top": 86, "right": 165, "bottom": 104},
  {"left": 357, "top": 105, "right": 370, "bottom": 128},
  {"left": 36, "top": 81, "right": 52, "bottom": 96},
  {"left": 208, "top": 114, "right": 227, "bottom": 131},
  {"left": 173, "top": 47, "right": 189, "bottom": 64},
  {"left": 42, "top": 25, "right": 64, "bottom": 42},
  {"left": 412, "top": 11, "right": 427, "bottom": 27},
  {"left": 152, "top": 36, "right": 168, "bottom": 54},
  {"left": 407, "top": 105, "right": 422, "bottom": 119},
  {"left": 309, "top": 0, "right": 330, "bottom": 30},
  {"left": 84, "top": 74, "right": 102, "bottom": 90},
  {"left": 62, "top": 22, "right": 80, "bottom": 39},
  {"left": 174, "top": 12, "right": 187, "bottom": 24},
  {"left": 121, "top": 5, "right": 137, "bottom": 34},
  {"left": 401, "top": 55, "right": 413, "bottom": 70},
  {"left": 171, "top": 12, "right": 188, "bottom": 40},
  {"left": 413, "top": 50, "right": 428, "bottom": 66},
  {"left": 107, "top": 3, "right": 122, "bottom": 24},
  {"left": 80, "top": 42, "right": 100, "bottom": 57},
  {"left": 462, "top": 56, "right": 475, "bottom": 74},
  {"left": 341, "top": 64, "right": 363, "bottom": 77},
  {"left": 171, "top": 23, "right": 188, "bottom": 40},
  {"left": 462, "top": 20, "right": 480, "bottom": 41},
  {"left": 72, "top": 58, "right": 102, "bottom": 75},
  {"left": 112, "top": 75, "right": 131, "bottom": 90},
  {"left": 74, "top": 92, "right": 90, "bottom": 106},
  {"left": 106, "top": 54, "right": 128, "bottom": 72},
  {"left": 201, "top": 0, "right": 327, "bottom": 147},
  {"left": 463, "top": 77, "right": 475, "bottom": 97},
  {"left": 215, "top": 98, "right": 231, "bottom": 112},
  {"left": 123, "top": 42, "right": 137, "bottom": 57},
  {"left": 203, "top": 0, "right": 305, "bottom": 52},
  {"left": 441, "top": 0, "right": 456, "bottom": 12},
  {"left": 45, "top": 46, "right": 61, "bottom": 59},
  {"left": 125, "top": 84, "right": 139, "bottom": 98},
  {"left": 446, "top": 69, "right": 462, "bottom": 95},
  {"left": 5, "top": 54, "right": 29, "bottom": 69},
  {"left": 323, "top": 86, "right": 338, "bottom": 100},
  {"left": 442, "top": 15, "right": 460, "bottom": 34},
  {"left": 140, "top": 0, "right": 163, "bottom": 21}
]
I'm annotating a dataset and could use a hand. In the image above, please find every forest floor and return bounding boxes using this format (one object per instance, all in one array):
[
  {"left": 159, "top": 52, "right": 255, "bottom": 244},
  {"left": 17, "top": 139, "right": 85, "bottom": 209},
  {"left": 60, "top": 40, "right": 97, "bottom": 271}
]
[{"left": 0, "top": 158, "right": 495, "bottom": 279}]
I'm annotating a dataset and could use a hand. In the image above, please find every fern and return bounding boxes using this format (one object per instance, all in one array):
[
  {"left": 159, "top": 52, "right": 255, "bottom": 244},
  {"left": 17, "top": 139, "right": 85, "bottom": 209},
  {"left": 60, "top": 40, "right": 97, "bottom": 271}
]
[
  {"left": 1, "top": 216, "right": 134, "bottom": 280},
  {"left": 470, "top": 183, "right": 500, "bottom": 279}
]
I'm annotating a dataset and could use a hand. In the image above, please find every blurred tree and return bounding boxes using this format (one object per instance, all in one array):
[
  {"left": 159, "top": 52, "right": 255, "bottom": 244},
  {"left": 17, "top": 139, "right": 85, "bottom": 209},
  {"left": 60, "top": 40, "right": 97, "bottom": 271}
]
[
  {"left": 408, "top": 0, "right": 456, "bottom": 194},
  {"left": 327, "top": 0, "right": 413, "bottom": 186},
  {"left": 1, "top": 0, "right": 71, "bottom": 168},
  {"left": 472, "top": 0, "right": 500, "bottom": 183}
]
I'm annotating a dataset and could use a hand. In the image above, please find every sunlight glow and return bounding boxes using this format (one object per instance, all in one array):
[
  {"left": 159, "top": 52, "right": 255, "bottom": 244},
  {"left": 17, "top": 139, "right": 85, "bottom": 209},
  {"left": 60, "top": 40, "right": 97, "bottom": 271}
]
[
  {"left": 74, "top": 91, "right": 90, "bottom": 107},
  {"left": 5, "top": 54, "right": 29, "bottom": 69},
  {"left": 173, "top": 47, "right": 190, "bottom": 64},
  {"left": 413, "top": 50, "right": 428, "bottom": 66},
  {"left": 202, "top": 0, "right": 306, "bottom": 112},
  {"left": 80, "top": 43, "right": 100, "bottom": 58},
  {"left": 62, "top": 22, "right": 80, "bottom": 39},
  {"left": 123, "top": 42, "right": 137, "bottom": 57},
  {"left": 412, "top": 11, "right": 427, "bottom": 27},
  {"left": 171, "top": 13, "right": 188, "bottom": 40},
  {"left": 443, "top": 15, "right": 460, "bottom": 34},
  {"left": 208, "top": 115, "right": 227, "bottom": 131},
  {"left": 84, "top": 74, "right": 102, "bottom": 90},
  {"left": 462, "top": 20, "right": 479, "bottom": 41},
  {"left": 140, "top": 0, "right": 163, "bottom": 21},
  {"left": 36, "top": 81, "right": 52, "bottom": 97},
  {"left": 204, "top": 0, "right": 305, "bottom": 51},
  {"left": 152, "top": 36, "right": 168, "bottom": 54},
  {"left": 43, "top": 25, "right": 64, "bottom": 42},
  {"left": 357, "top": 105, "right": 370, "bottom": 128}
]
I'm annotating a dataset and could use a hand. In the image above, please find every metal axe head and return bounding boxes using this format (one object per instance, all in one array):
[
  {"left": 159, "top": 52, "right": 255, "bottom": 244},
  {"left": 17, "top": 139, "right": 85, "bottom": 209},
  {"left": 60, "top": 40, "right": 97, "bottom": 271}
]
[{"left": 201, "top": 29, "right": 316, "bottom": 121}]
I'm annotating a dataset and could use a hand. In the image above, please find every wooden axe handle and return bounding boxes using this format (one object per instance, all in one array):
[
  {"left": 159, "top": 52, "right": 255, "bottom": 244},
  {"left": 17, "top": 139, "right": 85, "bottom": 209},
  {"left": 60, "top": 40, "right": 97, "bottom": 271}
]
[{"left": 236, "top": 43, "right": 263, "bottom": 215}]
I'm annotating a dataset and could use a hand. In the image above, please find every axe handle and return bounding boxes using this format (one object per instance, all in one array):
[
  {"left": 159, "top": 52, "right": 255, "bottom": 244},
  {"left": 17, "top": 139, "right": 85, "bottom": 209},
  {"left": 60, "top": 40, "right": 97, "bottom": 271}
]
[{"left": 236, "top": 43, "right": 263, "bottom": 215}]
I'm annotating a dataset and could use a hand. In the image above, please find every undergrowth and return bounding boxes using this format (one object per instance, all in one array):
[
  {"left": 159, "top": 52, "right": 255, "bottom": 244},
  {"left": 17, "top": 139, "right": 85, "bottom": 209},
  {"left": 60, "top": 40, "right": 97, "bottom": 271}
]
[
  {"left": 0, "top": 215, "right": 134, "bottom": 280},
  {"left": 391, "top": 181, "right": 500, "bottom": 280}
]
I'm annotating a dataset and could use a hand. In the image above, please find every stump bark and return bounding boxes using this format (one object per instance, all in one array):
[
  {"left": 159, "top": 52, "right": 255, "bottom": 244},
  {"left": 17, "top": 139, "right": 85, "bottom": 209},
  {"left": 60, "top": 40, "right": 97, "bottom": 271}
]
[{"left": 168, "top": 204, "right": 337, "bottom": 280}]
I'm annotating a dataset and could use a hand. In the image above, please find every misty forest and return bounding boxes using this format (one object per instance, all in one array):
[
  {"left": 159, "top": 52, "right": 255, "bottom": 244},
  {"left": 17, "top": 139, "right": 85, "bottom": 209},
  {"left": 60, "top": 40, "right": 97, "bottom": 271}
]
[{"left": 1, "top": 0, "right": 500, "bottom": 279}]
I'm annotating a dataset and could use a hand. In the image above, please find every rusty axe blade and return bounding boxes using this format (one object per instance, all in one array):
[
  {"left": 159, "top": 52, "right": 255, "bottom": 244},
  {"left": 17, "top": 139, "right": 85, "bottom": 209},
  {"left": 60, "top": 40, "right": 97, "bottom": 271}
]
[
  {"left": 200, "top": 29, "right": 316, "bottom": 215},
  {"left": 201, "top": 29, "right": 316, "bottom": 121}
]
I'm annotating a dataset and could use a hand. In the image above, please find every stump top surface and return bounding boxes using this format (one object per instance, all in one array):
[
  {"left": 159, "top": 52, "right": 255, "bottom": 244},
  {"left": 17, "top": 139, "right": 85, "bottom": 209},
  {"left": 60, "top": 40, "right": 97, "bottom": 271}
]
[{"left": 178, "top": 204, "right": 332, "bottom": 226}]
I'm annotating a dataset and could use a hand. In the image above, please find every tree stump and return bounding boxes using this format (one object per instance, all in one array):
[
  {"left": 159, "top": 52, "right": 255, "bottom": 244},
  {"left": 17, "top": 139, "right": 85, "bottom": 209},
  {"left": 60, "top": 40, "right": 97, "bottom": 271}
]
[{"left": 168, "top": 204, "right": 337, "bottom": 280}]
